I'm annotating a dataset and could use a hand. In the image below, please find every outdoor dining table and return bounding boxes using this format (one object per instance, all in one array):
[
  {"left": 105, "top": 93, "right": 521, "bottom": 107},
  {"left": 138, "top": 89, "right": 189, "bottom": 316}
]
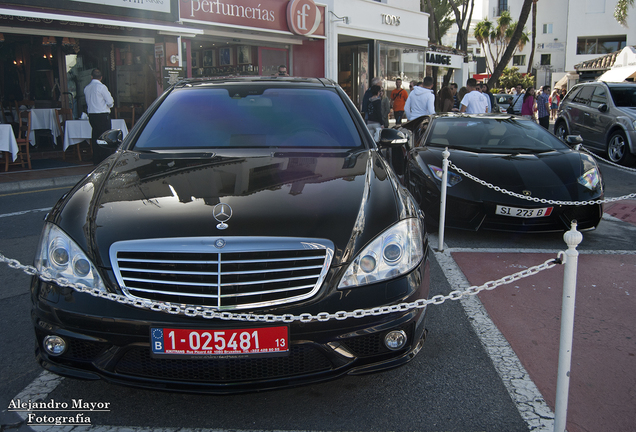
[
  {"left": 0, "top": 123, "right": 19, "bottom": 164},
  {"left": 29, "top": 108, "right": 62, "bottom": 146},
  {"left": 63, "top": 119, "right": 129, "bottom": 152}
]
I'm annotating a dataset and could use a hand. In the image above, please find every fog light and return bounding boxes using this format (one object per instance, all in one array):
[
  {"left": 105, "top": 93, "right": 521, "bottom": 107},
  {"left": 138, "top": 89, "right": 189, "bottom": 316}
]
[
  {"left": 384, "top": 330, "right": 407, "bottom": 351},
  {"left": 43, "top": 335, "right": 67, "bottom": 356}
]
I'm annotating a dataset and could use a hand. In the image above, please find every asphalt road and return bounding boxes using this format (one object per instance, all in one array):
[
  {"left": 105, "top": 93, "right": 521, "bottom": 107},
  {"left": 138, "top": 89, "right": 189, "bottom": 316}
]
[{"left": 1, "top": 157, "right": 635, "bottom": 431}]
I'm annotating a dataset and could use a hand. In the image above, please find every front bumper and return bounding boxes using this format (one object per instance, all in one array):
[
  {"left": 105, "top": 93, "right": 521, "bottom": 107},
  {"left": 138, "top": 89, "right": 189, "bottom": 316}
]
[
  {"left": 31, "top": 261, "right": 430, "bottom": 394},
  {"left": 422, "top": 195, "right": 603, "bottom": 233}
]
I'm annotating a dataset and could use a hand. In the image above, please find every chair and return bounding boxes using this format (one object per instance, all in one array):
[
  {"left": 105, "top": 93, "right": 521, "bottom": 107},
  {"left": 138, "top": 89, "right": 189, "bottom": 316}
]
[
  {"left": 6, "top": 110, "right": 32, "bottom": 170},
  {"left": 114, "top": 105, "right": 135, "bottom": 130},
  {"left": 15, "top": 100, "right": 35, "bottom": 112}
]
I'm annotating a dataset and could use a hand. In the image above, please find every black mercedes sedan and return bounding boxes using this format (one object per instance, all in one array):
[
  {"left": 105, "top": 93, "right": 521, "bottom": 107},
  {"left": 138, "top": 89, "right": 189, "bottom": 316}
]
[
  {"left": 396, "top": 114, "right": 604, "bottom": 232},
  {"left": 31, "top": 77, "right": 430, "bottom": 393}
]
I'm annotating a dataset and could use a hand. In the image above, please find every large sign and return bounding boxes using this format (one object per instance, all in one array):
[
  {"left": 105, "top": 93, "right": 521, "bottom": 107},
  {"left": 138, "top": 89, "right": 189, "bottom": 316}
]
[
  {"left": 72, "top": 0, "right": 171, "bottom": 14},
  {"left": 1, "top": 0, "right": 178, "bottom": 22},
  {"left": 180, "top": 0, "right": 325, "bottom": 37},
  {"left": 425, "top": 52, "right": 464, "bottom": 69}
]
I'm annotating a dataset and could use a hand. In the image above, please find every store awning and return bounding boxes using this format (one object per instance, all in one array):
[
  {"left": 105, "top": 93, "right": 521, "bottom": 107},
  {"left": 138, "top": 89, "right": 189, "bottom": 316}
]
[
  {"left": 598, "top": 66, "right": 636, "bottom": 82},
  {"left": 0, "top": 7, "right": 204, "bottom": 38}
]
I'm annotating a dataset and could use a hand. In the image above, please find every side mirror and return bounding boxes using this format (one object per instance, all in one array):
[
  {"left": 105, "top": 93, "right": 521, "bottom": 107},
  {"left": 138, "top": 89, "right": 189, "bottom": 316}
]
[
  {"left": 378, "top": 128, "right": 408, "bottom": 147},
  {"left": 96, "top": 129, "right": 123, "bottom": 149},
  {"left": 565, "top": 134, "right": 583, "bottom": 150},
  {"left": 597, "top": 103, "right": 608, "bottom": 113}
]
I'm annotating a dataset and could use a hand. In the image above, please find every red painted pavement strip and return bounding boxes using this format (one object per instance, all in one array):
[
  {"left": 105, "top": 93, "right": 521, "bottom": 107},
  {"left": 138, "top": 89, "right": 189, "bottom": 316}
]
[
  {"left": 452, "top": 252, "right": 636, "bottom": 432},
  {"left": 604, "top": 199, "right": 636, "bottom": 226}
]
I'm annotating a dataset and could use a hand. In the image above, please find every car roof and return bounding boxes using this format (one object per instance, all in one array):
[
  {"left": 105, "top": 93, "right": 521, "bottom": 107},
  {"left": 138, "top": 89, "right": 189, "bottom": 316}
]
[{"left": 173, "top": 76, "right": 337, "bottom": 89}]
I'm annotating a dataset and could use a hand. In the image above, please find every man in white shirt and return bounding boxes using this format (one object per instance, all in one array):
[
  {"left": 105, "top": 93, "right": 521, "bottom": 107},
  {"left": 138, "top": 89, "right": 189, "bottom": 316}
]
[
  {"left": 460, "top": 78, "right": 488, "bottom": 114},
  {"left": 511, "top": 84, "right": 524, "bottom": 114},
  {"left": 84, "top": 69, "right": 114, "bottom": 165},
  {"left": 404, "top": 76, "right": 436, "bottom": 120}
]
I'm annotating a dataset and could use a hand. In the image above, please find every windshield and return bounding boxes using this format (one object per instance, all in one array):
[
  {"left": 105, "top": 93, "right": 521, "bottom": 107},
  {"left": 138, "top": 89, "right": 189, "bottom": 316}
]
[
  {"left": 609, "top": 86, "right": 636, "bottom": 107},
  {"left": 425, "top": 117, "right": 571, "bottom": 153},
  {"left": 133, "top": 87, "right": 363, "bottom": 150}
]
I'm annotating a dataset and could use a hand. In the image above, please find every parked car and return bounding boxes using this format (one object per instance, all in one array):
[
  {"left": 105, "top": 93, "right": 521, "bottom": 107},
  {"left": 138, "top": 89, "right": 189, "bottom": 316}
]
[
  {"left": 31, "top": 77, "right": 430, "bottom": 393},
  {"left": 494, "top": 93, "right": 514, "bottom": 113},
  {"left": 554, "top": 81, "right": 636, "bottom": 165},
  {"left": 390, "top": 113, "right": 604, "bottom": 232}
]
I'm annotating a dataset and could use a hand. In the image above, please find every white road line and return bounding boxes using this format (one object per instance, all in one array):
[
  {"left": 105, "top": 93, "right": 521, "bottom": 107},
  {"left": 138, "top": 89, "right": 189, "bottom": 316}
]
[
  {"left": 433, "top": 247, "right": 555, "bottom": 432},
  {"left": 0, "top": 208, "right": 51, "bottom": 219}
]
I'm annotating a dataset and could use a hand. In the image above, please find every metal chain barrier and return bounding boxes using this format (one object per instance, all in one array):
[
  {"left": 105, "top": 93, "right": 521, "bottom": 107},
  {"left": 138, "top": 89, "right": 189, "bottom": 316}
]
[
  {"left": 449, "top": 161, "right": 636, "bottom": 206},
  {"left": 0, "top": 251, "right": 564, "bottom": 322},
  {"left": 579, "top": 145, "right": 636, "bottom": 173}
]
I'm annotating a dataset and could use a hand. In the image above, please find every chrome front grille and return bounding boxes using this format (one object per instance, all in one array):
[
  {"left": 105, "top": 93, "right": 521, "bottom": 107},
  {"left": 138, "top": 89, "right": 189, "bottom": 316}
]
[{"left": 110, "top": 237, "right": 334, "bottom": 310}]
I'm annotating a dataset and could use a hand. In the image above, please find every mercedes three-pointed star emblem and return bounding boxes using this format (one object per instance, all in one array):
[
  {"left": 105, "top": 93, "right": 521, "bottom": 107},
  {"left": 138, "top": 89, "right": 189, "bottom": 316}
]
[{"left": 213, "top": 203, "right": 233, "bottom": 230}]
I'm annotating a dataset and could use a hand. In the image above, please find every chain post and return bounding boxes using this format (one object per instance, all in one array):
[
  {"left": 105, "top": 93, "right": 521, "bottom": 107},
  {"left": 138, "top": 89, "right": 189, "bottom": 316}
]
[
  {"left": 554, "top": 221, "right": 583, "bottom": 432},
  {"left": 438, "top": 147, "right": 450, "bottom": 252}
]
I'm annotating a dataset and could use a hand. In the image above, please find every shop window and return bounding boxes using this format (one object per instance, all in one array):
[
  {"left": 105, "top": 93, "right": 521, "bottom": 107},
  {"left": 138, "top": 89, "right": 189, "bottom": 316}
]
[
  {"left": 576, "top": 36, "right": 626, "bottom": 55},
  {"left": 540, "top": 54, "right": 551, "bottom": 66},
  {"left": 513, "top": 55, "right": 526, "bottom": 66}
]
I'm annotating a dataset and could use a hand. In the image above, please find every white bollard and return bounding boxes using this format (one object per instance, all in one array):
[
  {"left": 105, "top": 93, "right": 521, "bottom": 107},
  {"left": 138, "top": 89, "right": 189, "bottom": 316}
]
[
  {"left": 437, "top": 147, "right": 450, "bottom": 252},
  {"left": 553, "top": 221, "right": 583, "bottom": 432}
]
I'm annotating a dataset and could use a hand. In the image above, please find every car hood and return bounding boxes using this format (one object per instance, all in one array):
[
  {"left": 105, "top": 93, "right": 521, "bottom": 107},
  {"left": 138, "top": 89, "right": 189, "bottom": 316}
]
[
  {"left": 415, "top": 147, "right": 602, "bottom": 202},
  {"left": 54, "top": 150, "right": 408, "bottom": 269}
]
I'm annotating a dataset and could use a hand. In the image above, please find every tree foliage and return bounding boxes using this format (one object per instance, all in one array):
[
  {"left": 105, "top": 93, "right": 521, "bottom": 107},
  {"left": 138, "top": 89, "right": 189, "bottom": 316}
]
[
  {"left": 496, "top": 67, "right": 535, "bottom": 92},
  {"left": 473, "top": 11, "right": 529, "bottom": 77},
  {"left": 614, "top": 0, "right": 634, "bottom": 26},
  {"left": 487, "top": 0, "right": 534, "bottom": 87}
]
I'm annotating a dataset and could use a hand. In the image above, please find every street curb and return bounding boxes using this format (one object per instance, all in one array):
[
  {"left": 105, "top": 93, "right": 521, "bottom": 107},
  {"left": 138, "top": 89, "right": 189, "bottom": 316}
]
[{"left": 0, "top": 175, "right": 87, "bottom": 194}]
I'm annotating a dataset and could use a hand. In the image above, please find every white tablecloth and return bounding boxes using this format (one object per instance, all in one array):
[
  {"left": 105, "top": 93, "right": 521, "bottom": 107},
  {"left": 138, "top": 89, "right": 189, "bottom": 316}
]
[
  {"left": 29, "top": 108, "right": 62, "bottom": 146},
  {"left": 63, "top": 119, "right": 129, "bottom": 151},
  {"left": 0, "top": 124, "right": 19, "bottom": 162}
]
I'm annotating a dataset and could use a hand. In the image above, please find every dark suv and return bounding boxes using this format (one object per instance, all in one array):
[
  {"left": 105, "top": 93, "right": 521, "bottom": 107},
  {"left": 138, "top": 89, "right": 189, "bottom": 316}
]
[
  {"left": 555, "top": 81, "right": 636, "bottom": 165},
  {"left": 31, "top": 77, "right": 430, "bottom": 393}
]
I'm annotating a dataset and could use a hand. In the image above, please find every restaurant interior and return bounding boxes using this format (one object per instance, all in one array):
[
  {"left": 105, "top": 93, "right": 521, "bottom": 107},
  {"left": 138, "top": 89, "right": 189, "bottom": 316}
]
[{"left": 0, "top": 33, "right": 157, "bottom": 171}]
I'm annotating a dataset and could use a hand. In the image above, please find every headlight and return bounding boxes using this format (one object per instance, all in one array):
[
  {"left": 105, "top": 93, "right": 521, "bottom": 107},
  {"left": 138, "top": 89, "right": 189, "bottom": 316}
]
[
  {"left": 338, "top": 218, "right": 424, "bottom": 289},
  {"left": 578, "top": 167, "right": 600, "bottom": 190},
  {"left": 35, "top": 223, "right": 106, "bottom": 292},
  {"left": 428, "top": 164, "right": 462, "bottom": 187}
]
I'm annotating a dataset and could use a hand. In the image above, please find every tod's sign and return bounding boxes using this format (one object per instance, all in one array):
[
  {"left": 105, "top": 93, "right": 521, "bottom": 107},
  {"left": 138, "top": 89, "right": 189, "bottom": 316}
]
[{"left": 180, "top": 0, "right": 325, "bottom": 37}]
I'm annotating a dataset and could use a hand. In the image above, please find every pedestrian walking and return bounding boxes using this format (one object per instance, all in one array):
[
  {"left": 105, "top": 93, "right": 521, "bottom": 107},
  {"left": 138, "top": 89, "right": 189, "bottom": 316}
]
[
  {"left": 460, "top": 78, "right": 488, "bottom": 114},
  {"left": 537, "top": 85, "right": 550, "bottom": 129},
  {"left": 361, "top": 77, "right": 382, "bottom": 120},
  {"left": 84, "top": 68, "right": 114, "bottom": 165},
  {"left": 521, "top": 86, "right": 536, "bottom": 122},
  {"left": 450, "top": 82, "right": 459, "bottom": 110},
  {"left": 511, "top": 84, "right": 525, "bottom": 114},
  {"left": 390, "top": 78, "right": 408, "bottom": 125},
  {"left": 404, "top": 76, "right": 435, "bottom": 120},
  {"left": 550, "top": 89, "right": 561, "bottom": 119},
  {"left": 436, "top": 86, "right": 455, "bottom": 113}
]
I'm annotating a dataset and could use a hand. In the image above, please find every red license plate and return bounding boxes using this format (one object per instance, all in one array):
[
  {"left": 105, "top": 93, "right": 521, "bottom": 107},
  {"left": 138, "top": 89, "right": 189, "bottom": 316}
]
[{"left": 150, "top": 326, "right": 289, "bottom": 358}]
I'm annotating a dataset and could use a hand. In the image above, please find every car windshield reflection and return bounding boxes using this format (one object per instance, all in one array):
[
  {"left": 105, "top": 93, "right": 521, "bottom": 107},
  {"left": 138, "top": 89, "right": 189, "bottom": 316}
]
[
  {"left": 133, "top": 87, "right": 363, "bottom": 150},
  {"left": 425, "top": 118, "right": 570, "bottom": 154}
]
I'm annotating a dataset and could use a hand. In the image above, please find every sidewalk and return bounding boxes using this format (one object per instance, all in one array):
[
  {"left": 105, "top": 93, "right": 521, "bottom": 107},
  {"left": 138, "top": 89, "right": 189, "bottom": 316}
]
[{"left": 0, "top": 164, "right": 93, "bottom": 193}]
